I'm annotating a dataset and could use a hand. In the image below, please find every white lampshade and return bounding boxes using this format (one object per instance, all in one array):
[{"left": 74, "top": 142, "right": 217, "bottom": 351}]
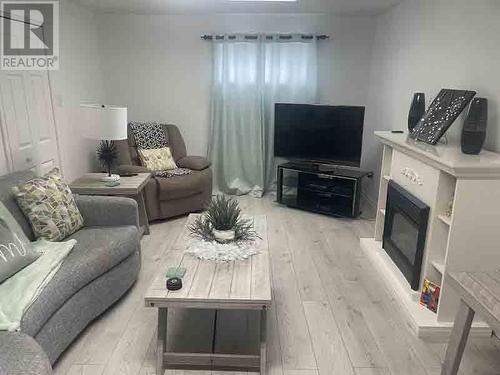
[{"left": 80, "top": 104, "right": 127, "bottom": 140}]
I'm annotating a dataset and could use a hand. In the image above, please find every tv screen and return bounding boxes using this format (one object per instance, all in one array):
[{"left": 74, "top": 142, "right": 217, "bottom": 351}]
[{"left": 274, "top": 103, "right": 365, "bottom": 167}]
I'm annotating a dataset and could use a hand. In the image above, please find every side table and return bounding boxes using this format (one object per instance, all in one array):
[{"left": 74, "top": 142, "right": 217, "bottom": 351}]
[{"left": 70, "top": 173, "right": 152, "bottom": 235}]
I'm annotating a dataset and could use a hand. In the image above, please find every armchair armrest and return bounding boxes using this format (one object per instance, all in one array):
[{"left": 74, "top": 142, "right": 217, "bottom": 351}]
[
  {"left": 116, "top": 164, "right": 150, "bottom": 174},
  {"left": 74, "top": 195, "right": 139, "bottom": 229},
  {"left": 176, "top": 156, "right": 211, "bottom": 171}
]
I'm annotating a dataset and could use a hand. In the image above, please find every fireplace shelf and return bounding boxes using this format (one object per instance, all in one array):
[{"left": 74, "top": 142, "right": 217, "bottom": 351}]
[
  {"left": 431, "top": 260, "right": 445, "bottom": 275},
  {"left": 437, "top": 214, "right": 451, "bottom": 226},
  {"left": 363, "top": 130, "right": 500, "bottom": 341}
]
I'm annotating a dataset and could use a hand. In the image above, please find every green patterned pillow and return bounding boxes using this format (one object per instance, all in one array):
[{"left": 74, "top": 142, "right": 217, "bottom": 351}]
[{"left": 12, "top": 168, "right": 84, "bottom": 241}]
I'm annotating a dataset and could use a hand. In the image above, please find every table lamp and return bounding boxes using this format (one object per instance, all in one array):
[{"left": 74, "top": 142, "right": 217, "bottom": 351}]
[{"left": 81, "top": 104, "right": 127, "bottom": 182}]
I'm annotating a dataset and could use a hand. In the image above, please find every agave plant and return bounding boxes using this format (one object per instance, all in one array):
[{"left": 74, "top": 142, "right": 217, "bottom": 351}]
[{"left": 189, "top": 195, "right": 258, "bottom": 242}]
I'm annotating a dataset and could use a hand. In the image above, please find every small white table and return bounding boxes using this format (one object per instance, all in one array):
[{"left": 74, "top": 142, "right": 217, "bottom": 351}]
[{"left": 144, "top": 214, "right": 271, "bottom": 374}]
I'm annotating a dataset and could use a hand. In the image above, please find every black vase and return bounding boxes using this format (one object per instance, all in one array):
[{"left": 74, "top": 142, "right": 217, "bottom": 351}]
[
  {"left": 461, "top": 97, "right": 488, "bottom": 155},
  {"left": 408, "top": 93, "right": 426, "bottom": 132}
]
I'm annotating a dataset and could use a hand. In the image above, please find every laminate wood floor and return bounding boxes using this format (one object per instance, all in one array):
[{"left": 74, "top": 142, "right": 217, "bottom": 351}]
[{"left": 54, "top": 195, "right": 500, "bottom": 375}]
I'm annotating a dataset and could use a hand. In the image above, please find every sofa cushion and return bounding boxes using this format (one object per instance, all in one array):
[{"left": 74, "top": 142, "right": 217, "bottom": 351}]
[
  {"left": 115, "top": 139, "right": 133, "bottom": 166},
  {"left": 156, "top": 171, "right": 207, "bottom": 201},
  {"left": 165, "top": 124, "right": 187, "bottom": 161},
  {"left": 0, "top": 332, "right": 52, "bottom": 375},
  {"left": 12, "top": 168, "right": 84, "bottom": 241},
  {"left": 0, "top": 170, "right": 36, "bottom": 240},
  {"left": 0, "top": 203, "right": 40, "bottom": 283},
  {"left": 20, "top": 226, "right": 139, "bottom": 336}
]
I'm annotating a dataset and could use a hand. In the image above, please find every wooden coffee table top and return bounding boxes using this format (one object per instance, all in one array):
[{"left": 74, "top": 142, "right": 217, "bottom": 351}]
[
  {"left": 145, "top": 214, "right": 271, "bottom": 310},
  {"left": 447, "top": 270, "right": 500, "bottom": 333}
]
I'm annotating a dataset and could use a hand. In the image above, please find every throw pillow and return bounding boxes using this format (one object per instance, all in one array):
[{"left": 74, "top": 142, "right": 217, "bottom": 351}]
[
  {"left": 12, "top": 168, "right": 84, "bottom": 241},
  {"left": 0, "top": 207, "right": 40, "bottom": 284},
  {"left": 129, "top": 121, "right": 168, "bottom": 149},
  {"left": 138, "top": 147, "right": 178, "bottom": 171},
  {"left": 0, "top": 202, "right": 29, "bottom": 244}
]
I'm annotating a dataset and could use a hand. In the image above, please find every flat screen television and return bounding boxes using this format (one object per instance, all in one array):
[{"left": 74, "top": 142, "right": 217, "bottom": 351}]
[{"left": 274, "top": 103, "right": 365, "bottom": 167}]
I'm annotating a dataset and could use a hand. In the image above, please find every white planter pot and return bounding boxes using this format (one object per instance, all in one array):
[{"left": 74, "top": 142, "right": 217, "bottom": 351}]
[{"left": 212, "top": 228, "right": 236, "bottom": 243}]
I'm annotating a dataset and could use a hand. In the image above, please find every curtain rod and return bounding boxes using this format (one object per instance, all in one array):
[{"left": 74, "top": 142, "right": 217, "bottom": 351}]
[{"left": 201, "top": 34, "right": 329, "bottom": 41}]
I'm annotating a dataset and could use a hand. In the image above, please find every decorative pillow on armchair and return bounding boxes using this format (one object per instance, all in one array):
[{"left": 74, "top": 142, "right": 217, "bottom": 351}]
[
  {"left": 12, "top": 168, "right": 84, "bottom": 241},
  {"left": 129, "top": 121, "right": 168, "bottom": 149},
  {"left": 138, "top": 147, "right": 178, "bottom": 171},
  {"left": 0, "top": 203, "right": 40, "bottom": 283}
]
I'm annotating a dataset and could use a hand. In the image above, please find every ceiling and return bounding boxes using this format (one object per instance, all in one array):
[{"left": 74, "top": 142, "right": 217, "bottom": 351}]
[{"left": 73, "top": 0, "right": 402, "bottom": 16}]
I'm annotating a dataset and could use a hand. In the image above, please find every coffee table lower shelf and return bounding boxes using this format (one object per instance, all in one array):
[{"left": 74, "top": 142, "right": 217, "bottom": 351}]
[{"left": 156, "top": 307, "right": 267, "bottom": 374}]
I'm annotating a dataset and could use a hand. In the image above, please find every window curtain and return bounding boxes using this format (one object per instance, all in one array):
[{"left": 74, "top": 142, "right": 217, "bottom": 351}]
[{"left": 209, "top": 34, "right": 318, "bottom": 197}]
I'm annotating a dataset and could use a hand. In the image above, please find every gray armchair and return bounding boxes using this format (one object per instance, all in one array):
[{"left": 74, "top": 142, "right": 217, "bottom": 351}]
[{"left": 116, "top": 123, "right": 213, "bottom": 221}]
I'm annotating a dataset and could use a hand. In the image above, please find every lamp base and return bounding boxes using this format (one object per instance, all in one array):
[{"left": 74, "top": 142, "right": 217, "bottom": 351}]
[{"left": 101, "top": 174, "right": 121, "bottom": 182}]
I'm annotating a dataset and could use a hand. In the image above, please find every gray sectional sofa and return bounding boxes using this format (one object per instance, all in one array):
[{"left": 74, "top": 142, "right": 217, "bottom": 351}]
[{"left": 0, "top": 170, "right": 142, "bottom": 374}]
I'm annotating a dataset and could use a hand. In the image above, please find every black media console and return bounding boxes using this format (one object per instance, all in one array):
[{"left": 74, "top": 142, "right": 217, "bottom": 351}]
[{"left": 277, "top": 162, "right": 372, "bottom": 218}]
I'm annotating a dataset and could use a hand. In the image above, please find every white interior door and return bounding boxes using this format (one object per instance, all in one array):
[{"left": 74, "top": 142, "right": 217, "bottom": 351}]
[{"left": 0, "top": 17, "right": 60, "bottom": 176}]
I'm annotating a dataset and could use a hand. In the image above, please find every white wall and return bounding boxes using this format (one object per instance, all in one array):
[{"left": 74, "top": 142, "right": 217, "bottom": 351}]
[
  {"left": 363, "top": 0, "right": 500, "bottom": 202},
  {"left": 49, "top": 0, "right": 105, "bottom": 182},
  {"left": 96, "top": 13, "right": 376, "bottom": 156}
]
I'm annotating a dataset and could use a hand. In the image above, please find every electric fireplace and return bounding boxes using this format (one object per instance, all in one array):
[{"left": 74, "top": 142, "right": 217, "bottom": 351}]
[{"left": 383, "top": 181, "right": 429, "bottom": 291}]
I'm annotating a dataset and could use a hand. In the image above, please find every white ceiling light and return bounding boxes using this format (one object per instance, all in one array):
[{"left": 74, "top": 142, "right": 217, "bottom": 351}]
[
  {"left": 229, "top": 0, "right": 297, "bottom": 2},
  {"left": 74, "top": 0, "right": 402, "bottom": 15}
]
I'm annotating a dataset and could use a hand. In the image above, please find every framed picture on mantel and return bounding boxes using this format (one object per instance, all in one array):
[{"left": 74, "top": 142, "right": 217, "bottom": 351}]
[{"left": 411, "top": 89, "right": 476, "bottom": 145}]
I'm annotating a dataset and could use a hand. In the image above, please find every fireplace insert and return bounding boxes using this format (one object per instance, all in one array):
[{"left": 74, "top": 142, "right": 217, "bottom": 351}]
[{"left": 383, "top": 181, "right": 429, "bottom": 290}]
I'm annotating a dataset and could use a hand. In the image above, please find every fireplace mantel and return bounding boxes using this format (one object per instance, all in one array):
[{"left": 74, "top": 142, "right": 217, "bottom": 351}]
[
  {"left": 375, "top": 131, "right": 500, "bottom": 178},
  {"left": 361, "top": 131, "right": 500, "bottom": 341}
]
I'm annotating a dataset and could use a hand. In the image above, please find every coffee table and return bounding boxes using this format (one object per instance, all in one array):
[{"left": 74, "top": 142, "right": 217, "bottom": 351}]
[
  {"left": 145, "top": 214, "right": 271, "bottom": 374},
  {"left": 441, "top": 270, "right": 500, "bottom": 375}
]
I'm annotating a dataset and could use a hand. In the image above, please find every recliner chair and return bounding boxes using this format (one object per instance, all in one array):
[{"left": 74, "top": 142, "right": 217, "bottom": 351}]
[{"left": 116, "top": 123, "right": 212, "bottom": 221}]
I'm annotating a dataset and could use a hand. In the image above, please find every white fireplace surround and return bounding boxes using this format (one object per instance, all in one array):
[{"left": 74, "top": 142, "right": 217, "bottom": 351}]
[{"left": 361, "top": 131, "right": 500, "bottom": 341}]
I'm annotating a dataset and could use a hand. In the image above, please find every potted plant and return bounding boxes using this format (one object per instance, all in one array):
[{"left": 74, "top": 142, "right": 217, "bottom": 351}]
[{"left": 189, "top": 195, "right": 257, "bottom": 243}]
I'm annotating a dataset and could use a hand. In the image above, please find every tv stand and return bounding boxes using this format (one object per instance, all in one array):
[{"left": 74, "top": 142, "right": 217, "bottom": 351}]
[
  {"left": 311, "top": 163, "right": 338, "bottom": 173},
  {"left": 277, "top": 162, "right": 372, "bottom": 218}
]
